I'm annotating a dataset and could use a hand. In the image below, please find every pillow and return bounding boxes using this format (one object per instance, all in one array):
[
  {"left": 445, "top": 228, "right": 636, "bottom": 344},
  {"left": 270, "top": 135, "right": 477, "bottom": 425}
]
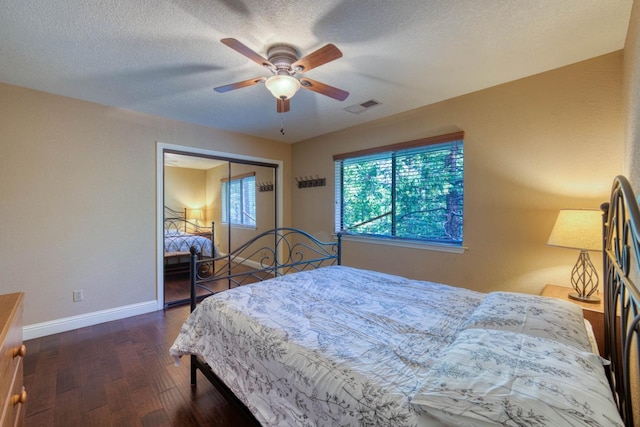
[
  {"left": 463, "top": 291, "right": 592, "bottom": 352},
  {"left": 411, "top": 329, "right": 623, "bottom": 427},
  {"left": 164, "top": 229, "right": 184, "bottom": 237}
]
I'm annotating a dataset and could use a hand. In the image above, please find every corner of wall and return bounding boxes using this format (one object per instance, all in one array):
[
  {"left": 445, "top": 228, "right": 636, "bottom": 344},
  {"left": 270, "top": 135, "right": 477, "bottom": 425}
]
[{"left": 624, "top": 0, "right": 640, "bottom": 187}]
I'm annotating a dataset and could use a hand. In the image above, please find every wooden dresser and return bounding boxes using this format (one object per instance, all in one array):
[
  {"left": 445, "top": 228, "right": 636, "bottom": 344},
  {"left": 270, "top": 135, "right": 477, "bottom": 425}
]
[{"left": 0, "top": 293, "right": 26, "bottom": 427}]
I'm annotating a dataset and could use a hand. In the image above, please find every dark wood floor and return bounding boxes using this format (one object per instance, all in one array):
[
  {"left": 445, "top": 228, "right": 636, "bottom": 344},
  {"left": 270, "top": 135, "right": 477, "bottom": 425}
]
[
  {"left": 163, "top": 263, "right": 271, "bottom": 306},
  {"left": 23, "top": 303, "right": 261, "bottom": 427},
  {"left": 164, "top": 271, "right": 215, "bottom": 306}
]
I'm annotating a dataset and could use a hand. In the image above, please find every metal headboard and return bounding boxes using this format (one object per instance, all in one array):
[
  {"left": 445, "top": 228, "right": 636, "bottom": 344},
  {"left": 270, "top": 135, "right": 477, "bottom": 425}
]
[
  {"left": 188, "top": 228, "right": 341, "bottom": 311},
  {"left": 163, "top": 206, "right": 212, "bottom": 234},
  {"left": 602, "top": 175, "right": 640, "bottom": 427}
]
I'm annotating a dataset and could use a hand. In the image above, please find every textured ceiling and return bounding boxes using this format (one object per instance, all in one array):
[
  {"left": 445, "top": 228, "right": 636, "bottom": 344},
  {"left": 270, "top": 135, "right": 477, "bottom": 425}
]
[{"left": 0, "top": 0, "right": 632, "bottom": 143}]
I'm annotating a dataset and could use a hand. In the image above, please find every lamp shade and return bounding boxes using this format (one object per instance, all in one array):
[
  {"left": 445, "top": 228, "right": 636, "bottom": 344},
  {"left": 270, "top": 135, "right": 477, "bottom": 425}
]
[
  {"left": 547, "top": 209, "right": 602, "bottom": 251},
  {"left": 188, "top": 208, "right": 203, "bottom": 221},
  {"left": 265, "top": 75, "right": 300, "bottom": 100}
]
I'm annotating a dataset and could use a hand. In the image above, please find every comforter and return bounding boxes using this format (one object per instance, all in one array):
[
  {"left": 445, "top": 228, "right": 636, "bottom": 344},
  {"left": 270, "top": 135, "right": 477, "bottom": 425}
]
[
  {"left": 170, "top": 266, "right": 622, "bottom": 427},
  {"left": 164, "top": 229, "right": 217, "bottom": 257}
]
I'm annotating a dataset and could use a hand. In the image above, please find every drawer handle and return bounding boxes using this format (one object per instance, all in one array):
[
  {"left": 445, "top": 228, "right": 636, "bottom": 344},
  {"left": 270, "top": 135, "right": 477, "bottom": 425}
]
[
  {"left": 12, "top": 344, "right": 26, "bottom": 358},
  {"left": 11, "top": 389, "right": 27, "bottom": 406}
]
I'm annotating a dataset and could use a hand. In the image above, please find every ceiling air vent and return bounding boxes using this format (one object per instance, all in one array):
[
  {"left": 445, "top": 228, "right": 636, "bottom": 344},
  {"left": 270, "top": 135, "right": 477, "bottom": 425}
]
[{"left": 344, "top": 99, "right": 382, "bottom": 114}]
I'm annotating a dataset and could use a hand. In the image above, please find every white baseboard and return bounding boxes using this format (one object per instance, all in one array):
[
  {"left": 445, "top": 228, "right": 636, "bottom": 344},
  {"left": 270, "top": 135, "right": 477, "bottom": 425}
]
[
  {"left": 240, "top": 257, "right": 262, "bottom": 270},
  {"left": 23, "top": 300, "right": 158, "bottom": 340}
]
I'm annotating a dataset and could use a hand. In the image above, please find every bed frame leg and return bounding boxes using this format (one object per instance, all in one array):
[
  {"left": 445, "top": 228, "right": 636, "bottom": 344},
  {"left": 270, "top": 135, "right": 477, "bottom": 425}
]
[{"left": 190, "top": 354, "right": 197, "bottom": 387}]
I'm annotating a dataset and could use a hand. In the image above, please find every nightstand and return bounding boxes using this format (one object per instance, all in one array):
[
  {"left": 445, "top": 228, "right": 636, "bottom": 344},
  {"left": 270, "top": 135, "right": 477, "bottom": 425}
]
[{"left": 540, "top": 284, "right": 604, "bottom": 356}]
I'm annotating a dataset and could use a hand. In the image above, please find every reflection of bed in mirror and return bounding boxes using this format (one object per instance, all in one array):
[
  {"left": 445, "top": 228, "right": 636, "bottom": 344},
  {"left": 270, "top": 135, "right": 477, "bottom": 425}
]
[{"left": 163, "top": 206, "right": 218, "bottom": 274}]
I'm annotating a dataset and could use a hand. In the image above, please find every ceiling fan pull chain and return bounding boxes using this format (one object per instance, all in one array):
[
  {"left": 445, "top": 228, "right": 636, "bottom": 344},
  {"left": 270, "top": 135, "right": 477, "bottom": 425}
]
[{"left": 280, "top": 117, "right": 285, "bottom": 135}]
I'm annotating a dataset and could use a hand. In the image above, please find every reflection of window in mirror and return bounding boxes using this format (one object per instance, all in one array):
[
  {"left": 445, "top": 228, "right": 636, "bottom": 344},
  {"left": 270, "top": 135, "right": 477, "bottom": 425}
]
[
  {"left": 221, "top": 173, "right": 256, "bottom": 228},
  {"left": 219, "top": 165, "right": 276, "bottom": 265}
]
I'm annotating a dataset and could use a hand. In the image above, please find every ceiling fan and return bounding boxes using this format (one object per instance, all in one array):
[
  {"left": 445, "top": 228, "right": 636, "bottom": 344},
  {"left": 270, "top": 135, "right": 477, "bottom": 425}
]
[{"left": 214, "top": 38, "right": 349, "bottom": 113}]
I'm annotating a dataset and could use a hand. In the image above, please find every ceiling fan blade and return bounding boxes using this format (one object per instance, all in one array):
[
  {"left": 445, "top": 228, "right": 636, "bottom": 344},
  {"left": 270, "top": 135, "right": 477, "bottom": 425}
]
[
  {"left": 277, "top": 98, "right": 290, "bottom": 113},
  {"left": 299, "top": 78, "right": 349, "bottom": 101},
  {"left": 292, "top": 44, "right": 343, "bottom": 73},
  {"left": 221, "top": 38, "right": 274, "bottom": 69},
  {"left": 214, "top": 77, "right": 266, "bottom": 93}
]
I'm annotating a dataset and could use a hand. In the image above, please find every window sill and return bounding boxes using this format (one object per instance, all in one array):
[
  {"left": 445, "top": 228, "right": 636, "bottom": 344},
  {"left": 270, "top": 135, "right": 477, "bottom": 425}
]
[
  {"left": 222, "top": 223, "right": 257, "bottom": 231},
  {"left": 337, "top": 234, "right": 467, "bottom": 254}
]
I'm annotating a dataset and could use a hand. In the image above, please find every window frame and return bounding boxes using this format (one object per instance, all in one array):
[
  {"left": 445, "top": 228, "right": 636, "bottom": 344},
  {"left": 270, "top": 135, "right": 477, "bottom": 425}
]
[{"left": 333, "top": 131, "right": 465, "bottom": 251}]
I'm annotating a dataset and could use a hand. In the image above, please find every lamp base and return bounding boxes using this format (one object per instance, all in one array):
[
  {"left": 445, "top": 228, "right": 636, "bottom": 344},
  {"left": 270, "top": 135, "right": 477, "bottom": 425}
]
[{"left": 568, "top": 292, "right": 600, "bottom": 304}]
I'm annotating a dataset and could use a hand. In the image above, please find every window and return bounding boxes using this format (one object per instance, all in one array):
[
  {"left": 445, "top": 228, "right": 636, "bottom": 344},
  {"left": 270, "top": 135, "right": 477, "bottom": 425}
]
[
  {"left": 334, "top": 132, "right": 463, "bottom": 245},
  {"left": 222, "top": 173, "right": 256, "bottom": 227}
]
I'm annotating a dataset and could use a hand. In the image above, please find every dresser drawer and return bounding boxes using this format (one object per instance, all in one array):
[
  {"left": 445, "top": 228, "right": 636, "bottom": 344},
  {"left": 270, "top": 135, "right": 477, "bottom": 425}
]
[
  {"left": 0, "top": 293, "right": 25, "bottom": 427},
  {"left": 2, "top": 357, "right": 24, "bottom": 427},
  {"left": 0, "top": 315, "right": 22, "bottom": 406}
]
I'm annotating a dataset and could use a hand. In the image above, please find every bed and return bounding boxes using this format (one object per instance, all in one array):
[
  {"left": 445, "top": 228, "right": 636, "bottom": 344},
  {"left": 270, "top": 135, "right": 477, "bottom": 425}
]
[
  {"left": 170, "top": 176, "right": 640, "bottom": 426},
  {"left": 164, "top": 206, "right": 218, "bottom": 274}
]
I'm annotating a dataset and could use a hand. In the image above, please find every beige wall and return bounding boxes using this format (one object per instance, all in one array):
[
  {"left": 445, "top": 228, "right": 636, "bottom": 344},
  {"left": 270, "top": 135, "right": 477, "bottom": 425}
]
[
  {"left": 164, "top": 166, "right": 207, "bottom": 215},
  {"left": 0, "top": 83, "right": 292, "bottom": 326},
  {"left": 625, "top": 0, "right": 640, "bottom": 186},
  {"left": 292, "top": 52, "right": 624, "bottom": 295}
]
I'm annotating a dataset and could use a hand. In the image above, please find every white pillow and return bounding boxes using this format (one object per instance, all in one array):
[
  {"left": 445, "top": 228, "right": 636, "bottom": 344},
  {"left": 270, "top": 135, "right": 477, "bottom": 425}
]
[
  {"left": 411, "top": 329, "right": 623, "bottom": 427},
  {"left": 463, "top": 291, "right": 592, "bottom": 352},
  {"left": 164, "top": 229, "right": 184, "bottom": 237}
]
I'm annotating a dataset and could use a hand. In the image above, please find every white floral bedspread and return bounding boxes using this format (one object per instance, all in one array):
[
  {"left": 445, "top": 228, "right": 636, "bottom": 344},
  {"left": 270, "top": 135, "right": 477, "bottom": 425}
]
[
  {"left": 164, "top": 229, "right": 217, "bottom": 257},
  {"left": 170, "top": 266, "right": 620, "bottom": 426},
  {"left": 412, "top": 329, "right": 623, "bottom": 427},
  {"left": 170, "top": 265, "right": 483, "bottom": 426}
]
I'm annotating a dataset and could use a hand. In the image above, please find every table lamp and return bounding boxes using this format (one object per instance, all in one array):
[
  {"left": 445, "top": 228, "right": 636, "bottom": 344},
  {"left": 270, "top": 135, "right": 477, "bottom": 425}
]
[
  {"left": 189, "top": 208, "right": 204, "bottom": 226},
  {"left": 547, "top": 209, "right": 602, "bottom": 303}
]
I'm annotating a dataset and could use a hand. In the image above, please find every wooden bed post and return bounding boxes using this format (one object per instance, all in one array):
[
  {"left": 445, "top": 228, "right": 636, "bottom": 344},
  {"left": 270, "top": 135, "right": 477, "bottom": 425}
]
[{"left": 183, "top": 208, "right": 188, "bottom": 232}]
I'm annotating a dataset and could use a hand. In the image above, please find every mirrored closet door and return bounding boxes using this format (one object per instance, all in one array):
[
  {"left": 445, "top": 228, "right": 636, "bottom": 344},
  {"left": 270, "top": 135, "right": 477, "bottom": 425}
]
[{"left": 162, "top": 151, "right": 277, "bottom": 306}]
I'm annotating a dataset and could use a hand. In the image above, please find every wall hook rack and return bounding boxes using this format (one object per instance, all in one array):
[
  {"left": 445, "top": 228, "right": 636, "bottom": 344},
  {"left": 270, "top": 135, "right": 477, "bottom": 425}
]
[
  {"left": 257, "top": 181, "right": 274, "bottom": 192},
  {"left": 296, "top": 175, "right": 326, "bottom": 188}
]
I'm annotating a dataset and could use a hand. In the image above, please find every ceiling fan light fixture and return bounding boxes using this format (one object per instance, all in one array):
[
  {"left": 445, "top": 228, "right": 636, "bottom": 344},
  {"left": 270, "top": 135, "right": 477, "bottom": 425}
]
[
  {"left": 265, "top": 75, "right": 300, "bottom": 100},
  {"left": 217, "top": 38, "right": 348, "bottom": 112}
]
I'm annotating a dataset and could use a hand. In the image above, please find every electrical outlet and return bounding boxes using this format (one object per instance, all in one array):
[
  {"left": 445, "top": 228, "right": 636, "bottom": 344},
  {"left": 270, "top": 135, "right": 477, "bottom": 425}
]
[{"left": 72, "top": 290, "right": 84, "bottom": 302}]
